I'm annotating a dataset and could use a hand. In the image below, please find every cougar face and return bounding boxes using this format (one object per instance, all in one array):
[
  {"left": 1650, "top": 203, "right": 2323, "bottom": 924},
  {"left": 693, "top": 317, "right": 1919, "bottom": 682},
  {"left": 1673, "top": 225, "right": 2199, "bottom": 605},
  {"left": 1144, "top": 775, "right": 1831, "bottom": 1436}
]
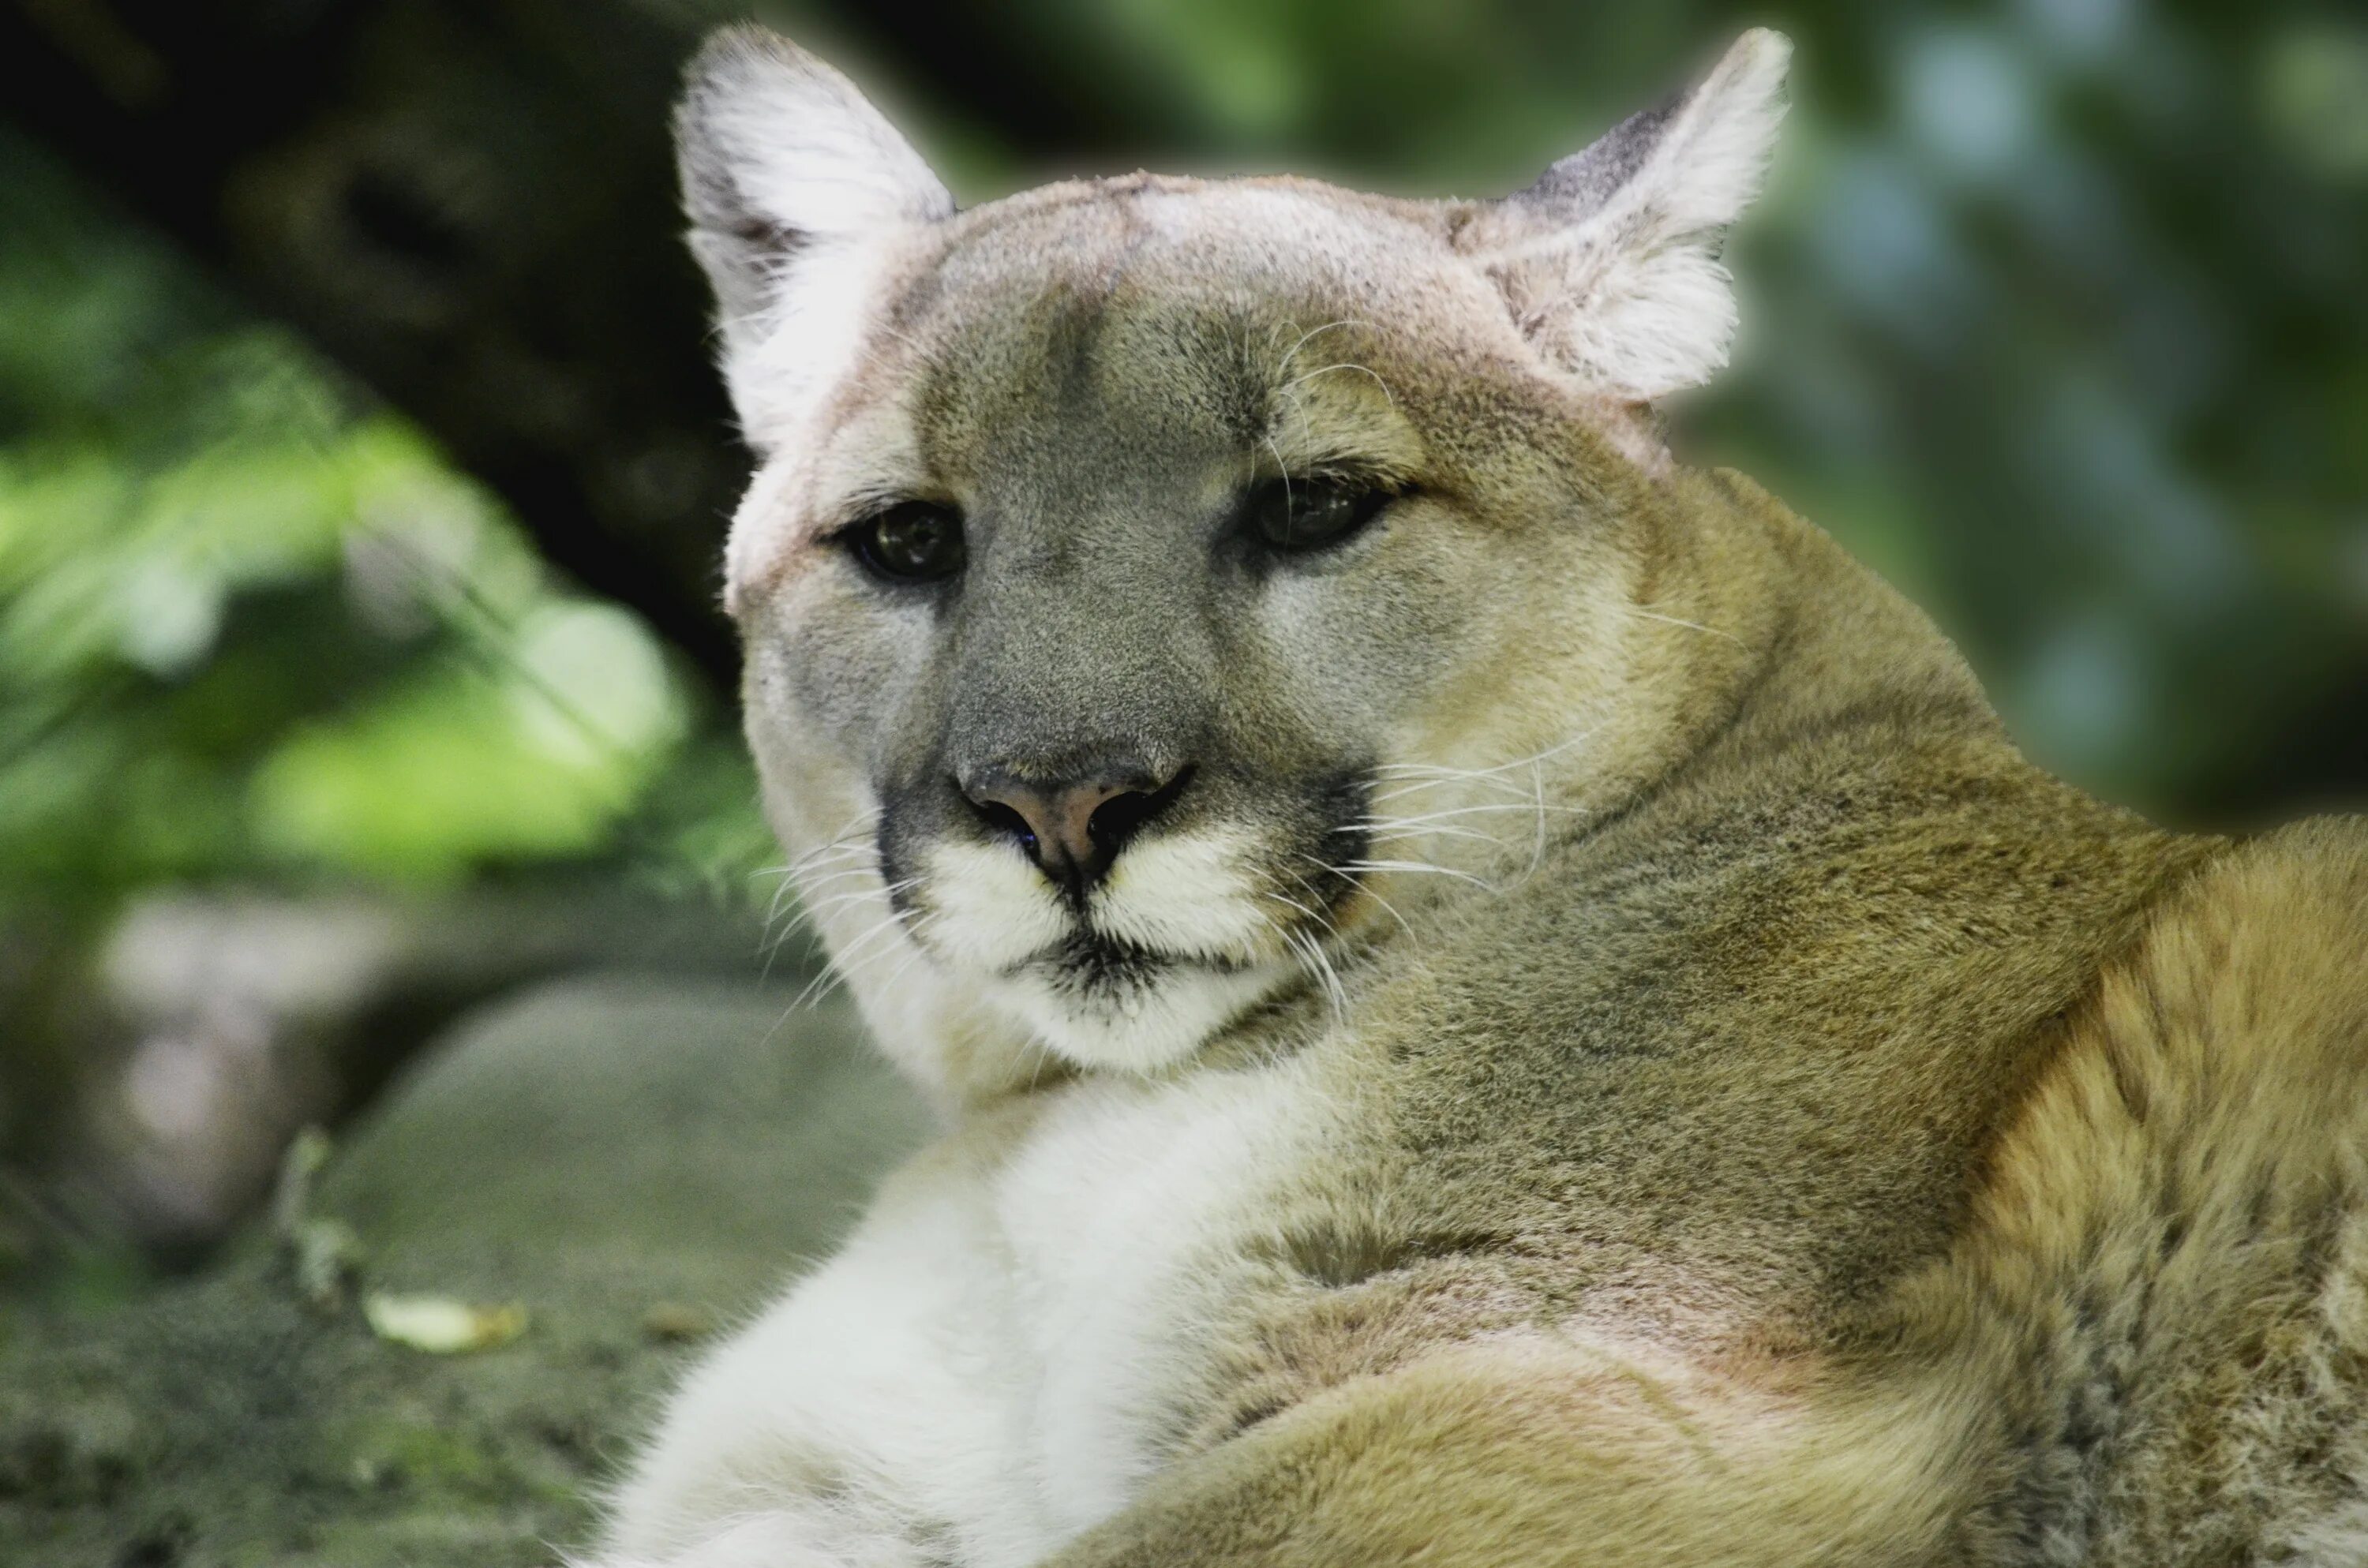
[
  {"left": 686, "top": 29, "right": 1789, "bottom": 1080},
  {"left": 736, "top": 198, "right": 1543, "bottom": 1071}
]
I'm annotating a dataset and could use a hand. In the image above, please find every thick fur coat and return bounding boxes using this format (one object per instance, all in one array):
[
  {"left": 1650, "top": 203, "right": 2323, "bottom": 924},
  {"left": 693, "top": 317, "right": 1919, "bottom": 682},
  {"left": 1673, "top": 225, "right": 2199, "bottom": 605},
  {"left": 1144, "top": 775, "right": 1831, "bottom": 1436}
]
[{"left": 579, "top": 28, "right": 2368, "bottom": 1566}]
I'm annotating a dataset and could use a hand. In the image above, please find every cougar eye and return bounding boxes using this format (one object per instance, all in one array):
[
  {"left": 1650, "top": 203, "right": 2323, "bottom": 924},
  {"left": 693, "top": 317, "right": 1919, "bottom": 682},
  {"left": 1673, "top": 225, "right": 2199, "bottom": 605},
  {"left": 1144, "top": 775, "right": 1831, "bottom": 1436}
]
[
  {"left": 1245, "top": 476, "right": 1396, "bottom": 556},
  {"left": 844, "top": 501, "right": 966, "bottom": 584}
]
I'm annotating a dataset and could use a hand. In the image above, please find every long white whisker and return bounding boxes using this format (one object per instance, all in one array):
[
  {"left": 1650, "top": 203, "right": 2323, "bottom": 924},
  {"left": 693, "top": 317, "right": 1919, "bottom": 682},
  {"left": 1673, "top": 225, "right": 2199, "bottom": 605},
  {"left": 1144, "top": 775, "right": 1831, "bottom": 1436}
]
[
  {"left": 759, "top": 874, "right": 805, "bottom": 936},
  {"left": 1374, "top": 728, "right": 1599, "bottom": 782},
  {"left": 788, "top": 845, "right": 875, "bottom": 874},
  {"left": 1353, "top": 803, "right": 1589, "bottom": 827},
  {"left": 828, "top": 909, "right": 915, "bottom": 973},
  {"left": 781, "top": 967, "right": 844, "bottom": 1017},
  {"left": 1299, "top": 855, "right": 1413, "bottom": 936},
  {"left": 1282, "top": 928, "right": 1348, "bottom": 1021},
  {"left": 1277, "top": 318, "right": 1363, "bottom": 365},
  {"left": 756, "top": 907, "right": 812, "bottom": 981},
  {"left": 1529, "top": 756, "right": 1549, "bottom": 875},
  {"left": 874, "top": 938, "right": 935, "bottom": 994},
  {"left": 1264, "top": 891, "right": 1326, "bottom": 926},
  {"left": 792, "top": 830, "right": 874, "bottom": 858},
  {"left": 1352, "top": 823, "right": 1506, "bottom": 847},
  {"left": 1266, "top": 433, "right": 1294, "bottom": 494},
  {"left": 1368, "top": 774, "right": 1540, "bottom": 804},
  {"left": 788, "top": 866, "right": 882, "bottom": 896},
  {"left": 787, "top": 907, "right": 932, "bottom": 1017},
  {"left": 804, "top": 878, "right": 919, "bottom": 914},
  {"left": 1276, "top": 361, "right": 1398, "bottom": 412},
  {"left": 1622, "top": 605, "right": 1745, "bottom": 647},
  {"left": 784, "top": 828, "right": 875, "bottom": 871},
  {"left": 1339, "top": 858, "right": 1496, "bottom": 889},
  {"left": 866, "top": 911, "right": 935, "bottom": 964}
]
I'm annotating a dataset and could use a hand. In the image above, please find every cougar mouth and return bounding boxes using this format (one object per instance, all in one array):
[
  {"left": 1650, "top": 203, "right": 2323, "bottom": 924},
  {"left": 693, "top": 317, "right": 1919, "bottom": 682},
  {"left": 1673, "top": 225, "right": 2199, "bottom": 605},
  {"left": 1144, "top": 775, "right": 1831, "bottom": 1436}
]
[
  {"left": 916, "top": 821, "right": 1346, "bottom": 1069},
  {"left": 1016, "top": 928, "right": 1257, "bottom": 990}
]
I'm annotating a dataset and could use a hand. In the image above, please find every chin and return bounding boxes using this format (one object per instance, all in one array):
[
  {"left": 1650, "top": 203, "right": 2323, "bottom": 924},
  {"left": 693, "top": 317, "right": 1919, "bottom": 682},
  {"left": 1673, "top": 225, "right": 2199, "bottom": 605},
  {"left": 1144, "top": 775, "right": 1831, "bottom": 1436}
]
[{"left": 980, "top": 945, "right": 1289, "bottom": 1074}]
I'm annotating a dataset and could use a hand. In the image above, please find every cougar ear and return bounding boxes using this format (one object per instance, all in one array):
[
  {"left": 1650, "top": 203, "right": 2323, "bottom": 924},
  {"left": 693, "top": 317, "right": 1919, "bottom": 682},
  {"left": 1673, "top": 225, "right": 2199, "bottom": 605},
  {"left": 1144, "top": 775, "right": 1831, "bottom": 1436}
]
[
  {"left": 673, "top": 27, "right": 952, "bottom": 399},
  {"left": 1456, "top": 28, "right": 1789, "bottom": 402}
]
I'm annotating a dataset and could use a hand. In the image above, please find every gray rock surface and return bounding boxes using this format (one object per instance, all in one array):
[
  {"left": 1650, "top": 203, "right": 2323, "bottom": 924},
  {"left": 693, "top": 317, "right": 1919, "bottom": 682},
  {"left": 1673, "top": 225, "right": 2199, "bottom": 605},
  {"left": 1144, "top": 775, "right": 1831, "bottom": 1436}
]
[{"left": 0, "top": 976, "right": 931, "bottom": 1567}]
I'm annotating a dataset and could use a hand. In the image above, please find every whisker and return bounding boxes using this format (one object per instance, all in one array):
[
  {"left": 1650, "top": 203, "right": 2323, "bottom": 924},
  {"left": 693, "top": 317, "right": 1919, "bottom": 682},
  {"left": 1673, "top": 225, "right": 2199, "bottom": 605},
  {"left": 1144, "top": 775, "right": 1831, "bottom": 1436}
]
[
  {"left": 791, "top": 844, "right": 875, "bottom": 872},
  {"left": 819, "top": 909, "right": 914, "bottom": 982},
  {"left": 759, "top": 874, "right": 806, "bottom": 935},
  {"left": 1276, "top": 318, "right": 1365, "bottom": 365},
  {"left": 785, "top": 906, "right": 931, "bottom": 1018},
  {"left": 874, "top": 938, "right": 935, "bottom": 994},
  {"left": 1353, "top": 803, "right": 1589, "bottom": 827},
  {"left": 1276, "top": 360, "right": 1398, "bottom": 412},
  {"left": 1353, "top": 823, "right": 1505, "bottom": 847},
  {"left": 803, "top": 878, "right": 920, "bottom": 914},
  {"left": 1528, "top": 757, "right": 1549, "bottom": 876},
  {"left": 1338, "top": 858, "right": 1496, "bottom": 889},
  {"left": 1374, "top": 727, "right": 1599, "bottom": 782},
  {"left": 1621, "top": 605, "right": 1745, "bottom": 647},
  {"left": 785, "top": 829, "right": 875, "bottom": 870},
  {"left": 1282, "top": 928, "right": 1348, "bottom": 1021},
  {"left": 1368, "top": 774, "right": 1540, "bottom": 804},
  {"left": 788, "top": 866, "right": 882, "bottom": 896},
  {"left": 1299, "top": 854, "right": 1413, "bottom": 936},
  {"left": 1263, "top": 890, "right": 1326, "bottom": 926},
  {"left": 1266, "top": 433, "right": 1295, "bottom": 492},
  {"left": 783, "top": 967, "right": 845, "bottom": 1016}
]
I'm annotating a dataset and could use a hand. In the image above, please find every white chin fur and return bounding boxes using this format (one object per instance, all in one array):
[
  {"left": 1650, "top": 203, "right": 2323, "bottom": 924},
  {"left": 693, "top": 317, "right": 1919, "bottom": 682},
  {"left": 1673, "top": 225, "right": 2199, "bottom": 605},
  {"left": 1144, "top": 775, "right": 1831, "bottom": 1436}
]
[
  {"left": 919, "top": 840, "right": 1072, "bottom": 971},
  {"left": 1092, "top": 829, "right": 1274, "bottom": 964},
  {"left": 981, "top": 960, "right": 1287, "bottom": 1074},
  {"left": 916, "top": 830, "right": 1292, "bottom": 1072}
]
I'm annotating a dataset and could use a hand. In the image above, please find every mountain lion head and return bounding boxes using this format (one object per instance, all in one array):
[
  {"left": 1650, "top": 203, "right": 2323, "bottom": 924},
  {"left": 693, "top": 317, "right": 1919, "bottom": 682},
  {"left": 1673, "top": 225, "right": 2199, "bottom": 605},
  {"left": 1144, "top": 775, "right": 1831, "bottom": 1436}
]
[{"left": 676, "top": 27, "right": 1791, "bottom": 1092}]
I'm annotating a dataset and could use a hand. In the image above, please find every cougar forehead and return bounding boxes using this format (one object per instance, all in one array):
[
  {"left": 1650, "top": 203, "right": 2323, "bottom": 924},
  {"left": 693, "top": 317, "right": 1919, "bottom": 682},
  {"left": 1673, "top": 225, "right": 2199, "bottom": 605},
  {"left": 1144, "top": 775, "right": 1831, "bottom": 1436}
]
[{"left": 723, "top": 175, "right": 1546, "bottom": 610}]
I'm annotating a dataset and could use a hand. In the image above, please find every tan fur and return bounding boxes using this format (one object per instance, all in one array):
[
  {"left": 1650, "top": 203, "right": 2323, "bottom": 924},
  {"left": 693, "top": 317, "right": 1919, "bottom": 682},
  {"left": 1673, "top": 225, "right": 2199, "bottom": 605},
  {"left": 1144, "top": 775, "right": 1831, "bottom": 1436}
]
[
  {"left": 1044, "top": 818, "right": 2368, "bottom": 1566},
  {"left": 628, "top": 28, "right": 2368, "bottom": 1566}
]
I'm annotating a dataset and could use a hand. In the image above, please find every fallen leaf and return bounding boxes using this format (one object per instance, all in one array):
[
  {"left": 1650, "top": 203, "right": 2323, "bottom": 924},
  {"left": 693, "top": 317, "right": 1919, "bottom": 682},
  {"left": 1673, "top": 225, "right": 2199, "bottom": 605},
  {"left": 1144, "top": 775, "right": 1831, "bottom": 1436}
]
[{"left": 362, "top": 1293, "right": 527, "bottom": 1353}]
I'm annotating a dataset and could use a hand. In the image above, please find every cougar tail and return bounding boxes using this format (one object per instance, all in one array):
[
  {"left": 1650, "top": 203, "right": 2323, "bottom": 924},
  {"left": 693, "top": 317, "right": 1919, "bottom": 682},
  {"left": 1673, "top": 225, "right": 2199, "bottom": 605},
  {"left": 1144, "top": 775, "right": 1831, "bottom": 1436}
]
[{"left": 1891, "top": 817, "right": 2368, "bottom": 1566}]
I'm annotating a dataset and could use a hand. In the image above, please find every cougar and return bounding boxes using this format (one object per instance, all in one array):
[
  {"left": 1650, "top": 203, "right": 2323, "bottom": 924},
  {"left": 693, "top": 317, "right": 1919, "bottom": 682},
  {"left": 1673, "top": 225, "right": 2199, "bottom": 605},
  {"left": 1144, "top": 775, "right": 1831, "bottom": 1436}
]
[{"left": 583, "top": 24, "right": 2368, "bottom": 1566}]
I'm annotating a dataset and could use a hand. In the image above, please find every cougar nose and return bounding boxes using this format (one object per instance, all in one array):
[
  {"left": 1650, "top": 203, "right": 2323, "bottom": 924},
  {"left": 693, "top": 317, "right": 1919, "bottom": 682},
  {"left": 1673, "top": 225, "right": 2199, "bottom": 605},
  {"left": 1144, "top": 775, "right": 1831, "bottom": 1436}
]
[{"left": 962, "top": 762, "right": 1191, "bottom": 889}]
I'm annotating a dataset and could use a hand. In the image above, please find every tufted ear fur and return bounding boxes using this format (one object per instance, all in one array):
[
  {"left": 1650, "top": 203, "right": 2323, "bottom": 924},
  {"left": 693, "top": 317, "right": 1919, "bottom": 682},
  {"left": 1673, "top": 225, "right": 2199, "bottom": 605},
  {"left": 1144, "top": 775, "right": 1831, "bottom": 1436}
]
[
  {"left": 1455, "top": 29, "right": 1789, "bottom": 403},
  {"left": 673, "top": 27, "right": 953, "bottom": 414}
]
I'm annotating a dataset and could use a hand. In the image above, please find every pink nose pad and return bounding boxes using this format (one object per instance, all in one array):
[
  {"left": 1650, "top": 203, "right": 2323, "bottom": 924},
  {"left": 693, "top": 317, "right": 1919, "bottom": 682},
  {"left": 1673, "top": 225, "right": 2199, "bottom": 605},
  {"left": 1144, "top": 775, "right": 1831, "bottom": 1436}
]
[
  {"left": 961, "top": 764, "right": 1192, "bottom": 889},
  {"left": 969, "top": 779, "right": 1133, "bottom": 878}
]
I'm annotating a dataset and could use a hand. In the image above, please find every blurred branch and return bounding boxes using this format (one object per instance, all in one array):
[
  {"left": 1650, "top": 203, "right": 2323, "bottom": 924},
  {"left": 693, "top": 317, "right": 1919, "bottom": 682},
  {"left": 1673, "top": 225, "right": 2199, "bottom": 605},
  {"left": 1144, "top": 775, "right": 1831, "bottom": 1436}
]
[{"left": 0, "top": 0, "right": 747, "bottom": 689}]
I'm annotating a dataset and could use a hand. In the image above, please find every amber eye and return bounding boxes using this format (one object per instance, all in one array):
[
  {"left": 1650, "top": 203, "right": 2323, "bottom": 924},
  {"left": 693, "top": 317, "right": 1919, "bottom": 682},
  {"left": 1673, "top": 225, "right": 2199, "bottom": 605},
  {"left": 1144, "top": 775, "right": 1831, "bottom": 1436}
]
[
  {"left": 845, "top": 502, "right": 966, "bottom": 584},
  {"left": 1246, "top": 476, "right": 1396, "bottom": 555}
]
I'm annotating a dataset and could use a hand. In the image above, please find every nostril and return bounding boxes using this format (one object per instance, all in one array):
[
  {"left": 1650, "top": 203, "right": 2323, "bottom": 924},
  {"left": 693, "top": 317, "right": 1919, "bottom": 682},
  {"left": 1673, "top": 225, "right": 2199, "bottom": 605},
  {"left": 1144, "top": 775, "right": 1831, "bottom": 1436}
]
[
  {"left": 966, "top": 792, "right": 1040, "bottom": 855},
  {"left": 1087, "top": 765, "right": 1194, "bottom": 858},
  {"left": 961, "top": 762, "right": 1193, "bottom": 887}
]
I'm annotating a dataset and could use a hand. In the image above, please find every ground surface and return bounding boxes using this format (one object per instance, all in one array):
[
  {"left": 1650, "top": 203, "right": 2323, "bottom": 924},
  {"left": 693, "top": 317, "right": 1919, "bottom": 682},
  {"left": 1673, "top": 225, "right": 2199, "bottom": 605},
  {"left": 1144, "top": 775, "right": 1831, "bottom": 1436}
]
[{"left": 0, "top": 977, "right": 931, "bottom": 1567}]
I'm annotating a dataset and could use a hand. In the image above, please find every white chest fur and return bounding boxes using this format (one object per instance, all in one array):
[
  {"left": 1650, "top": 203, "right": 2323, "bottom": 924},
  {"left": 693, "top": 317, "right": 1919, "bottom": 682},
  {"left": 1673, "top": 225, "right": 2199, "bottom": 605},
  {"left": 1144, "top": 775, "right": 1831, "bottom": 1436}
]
[{"left": 601, "top": 1054, "right": 1332, "bottom": 1568}]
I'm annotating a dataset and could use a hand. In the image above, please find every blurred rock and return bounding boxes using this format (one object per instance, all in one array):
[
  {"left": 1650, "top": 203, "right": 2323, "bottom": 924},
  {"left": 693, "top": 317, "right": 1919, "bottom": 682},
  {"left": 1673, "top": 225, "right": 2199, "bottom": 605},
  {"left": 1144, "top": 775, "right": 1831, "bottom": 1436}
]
[
  {"left": 0, "top": 974, "right": 930, "bottom": 1566},
  {"left": 32, "top": 884, "right": 822, "bottom": 1261}
]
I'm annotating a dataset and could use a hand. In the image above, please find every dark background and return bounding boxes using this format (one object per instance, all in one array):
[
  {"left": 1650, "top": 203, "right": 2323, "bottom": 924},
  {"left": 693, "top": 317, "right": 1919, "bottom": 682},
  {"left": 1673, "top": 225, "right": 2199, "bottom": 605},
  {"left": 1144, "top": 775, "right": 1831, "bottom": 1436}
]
[{"left": 3, "top": 0, "right": 2364, "bottom": 1276}]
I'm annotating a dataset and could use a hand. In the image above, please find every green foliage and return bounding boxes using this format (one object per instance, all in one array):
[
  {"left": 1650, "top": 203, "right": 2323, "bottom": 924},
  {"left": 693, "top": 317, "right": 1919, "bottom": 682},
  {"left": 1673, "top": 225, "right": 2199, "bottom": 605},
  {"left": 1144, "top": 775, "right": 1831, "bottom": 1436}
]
[
  {"left": 0, "top": 134, "right": 756, "bottom": 919},
  {"left": 6, "top": 0, "right": 2366, "bottom": 938}
]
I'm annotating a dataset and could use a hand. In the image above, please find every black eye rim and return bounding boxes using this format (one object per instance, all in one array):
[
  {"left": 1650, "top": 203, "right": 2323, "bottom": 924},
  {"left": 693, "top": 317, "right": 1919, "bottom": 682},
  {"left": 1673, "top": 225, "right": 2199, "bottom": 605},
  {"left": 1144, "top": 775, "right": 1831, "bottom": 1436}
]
[
  {"left": 837, "top": 500, "right": 968, "bottom": 586},
  {"left": 1244, "top": 473, "right": 1407, "bottom": 556}
]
